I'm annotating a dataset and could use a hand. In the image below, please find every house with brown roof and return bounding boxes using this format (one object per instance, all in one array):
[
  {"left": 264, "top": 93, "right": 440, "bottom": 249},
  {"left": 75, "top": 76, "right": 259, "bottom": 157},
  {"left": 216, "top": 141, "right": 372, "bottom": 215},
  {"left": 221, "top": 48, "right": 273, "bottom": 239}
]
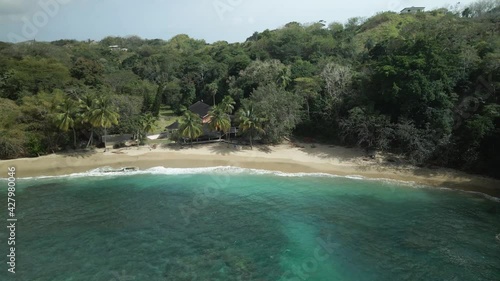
[
  {"left": 165, "top": 101, "right": 237, "bottom": 141},
  {"left": 189, "top": 101, "right": 212, "bottom": 124}
]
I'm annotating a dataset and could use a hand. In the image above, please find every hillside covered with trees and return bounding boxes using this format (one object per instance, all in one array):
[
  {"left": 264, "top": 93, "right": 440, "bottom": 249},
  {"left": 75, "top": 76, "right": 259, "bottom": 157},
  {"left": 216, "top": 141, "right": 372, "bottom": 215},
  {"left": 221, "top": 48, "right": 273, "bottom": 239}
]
[{"left": 0, "top": 0, "right": 499, "bottom": 178}]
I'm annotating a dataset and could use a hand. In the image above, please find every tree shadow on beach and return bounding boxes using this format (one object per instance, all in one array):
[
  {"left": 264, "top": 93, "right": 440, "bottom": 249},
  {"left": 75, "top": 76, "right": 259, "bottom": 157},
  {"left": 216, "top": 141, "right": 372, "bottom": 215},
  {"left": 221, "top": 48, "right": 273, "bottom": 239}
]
[
  {"left": 57, "top": 149, "right": 97, "bottom": 159},
  {"left": 257, "top": 145, "right": 273, "bottom": 154},
  {"left": 295, "top": 141, "right": 366, "bottom": 163},
  {"left": 160, "top": 143, "right": 184, "bottom": 151},
  {"left": 209, "top": 143, "right": 239, "bottom": 156},
  {"left": 209, "top": 142, "right": 274, "bottom": 155}
]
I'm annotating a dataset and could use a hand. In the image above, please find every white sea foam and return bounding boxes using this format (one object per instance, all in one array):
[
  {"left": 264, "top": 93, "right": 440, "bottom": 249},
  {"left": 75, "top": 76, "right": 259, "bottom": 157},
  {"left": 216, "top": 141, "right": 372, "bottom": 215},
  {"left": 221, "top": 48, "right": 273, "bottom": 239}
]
[
  {"left": 459, "top": 190, "right": 500, "bottom": 202},
  {"left": 5, "top": 166, "right": 499, "bottom": 202},
  {"left": 15, "top": 166, "right": 354, "bottom": 180}
]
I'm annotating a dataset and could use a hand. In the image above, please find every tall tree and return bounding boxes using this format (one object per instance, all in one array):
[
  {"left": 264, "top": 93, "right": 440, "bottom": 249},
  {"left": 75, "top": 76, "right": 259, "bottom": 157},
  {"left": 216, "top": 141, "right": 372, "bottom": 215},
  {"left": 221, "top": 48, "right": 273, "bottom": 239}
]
[
  {"left": 320, "top": 62, "right": 353, "bottom": 120},
  {"left": 237, "top": 104, "right": 266, "bottom": 149},
  {"left": 294, "top": 77, "right": 320, "bottom": 119},
  {"left": 135, "top": 113, "right": 157, "bottom": 147},
  {"left": 142, "top": 113, "right": 157, "bottom": 136},
  {"left": 88, "top": 96, "right": 120, "bottom": 151},
  {"left": 277, "top": 67, "right": 292, "bottom": 89},
  {"left": 208, "top": 105, "right": 231, "bottom": 140},
  {"left": 179, "top": 111, "right": 203, "bottom": 146},
  {"left": 250, "top": 83, "right": 303, "bottom": 143},
  {"left": 55, "top": 98, "right": 78, "bottom": 148},
  {"left": 151, "top": 86, "right": 163, "bottom": 117},
  {"left": 208, "top": 81, "right": 219, "bottom": 106},
  {"left": 219, "top": 96, "right": 236, "bottom": 142},
  {"left": 78, "top": 94, "right": 96, "bottom": 148},
  {"left": 220, "top": 95, "right": 236, "bottom": 115}
]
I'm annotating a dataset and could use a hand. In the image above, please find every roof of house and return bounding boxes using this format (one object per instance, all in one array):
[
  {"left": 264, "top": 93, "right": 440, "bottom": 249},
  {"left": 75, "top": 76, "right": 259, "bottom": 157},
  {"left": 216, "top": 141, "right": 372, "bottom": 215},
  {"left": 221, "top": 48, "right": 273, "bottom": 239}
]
[
  {"left": 166, "top": 121, "right": 180, "bottom": 130},
  {"left": 165, "top": 101, "right": 213, "bottom": 131},
  {"left": 189, "top": 101, "right": 212, "bottom": 118},
  {"left": 401, "top": 6, "right": 425, "bottom": 12}
]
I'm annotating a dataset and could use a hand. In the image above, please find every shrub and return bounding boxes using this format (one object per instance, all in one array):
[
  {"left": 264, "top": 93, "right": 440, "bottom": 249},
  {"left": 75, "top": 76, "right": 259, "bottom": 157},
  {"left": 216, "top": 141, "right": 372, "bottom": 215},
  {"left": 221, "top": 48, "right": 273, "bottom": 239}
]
[{"left": 113, "top": 142, "right": 127, "bottom": 149}]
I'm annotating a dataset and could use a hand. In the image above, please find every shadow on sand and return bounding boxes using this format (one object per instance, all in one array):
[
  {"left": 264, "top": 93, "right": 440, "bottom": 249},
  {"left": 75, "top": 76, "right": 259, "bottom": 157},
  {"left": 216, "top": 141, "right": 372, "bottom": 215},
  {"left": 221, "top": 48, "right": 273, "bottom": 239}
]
[
  {"left": 207, "top": 142, "right": 275, "bottom": 156},
  {"left": 295, "top": 142, "right": 365, "bottom": 163},
  {"left": 57, "top": 149, "right": 97, "bottom": 159},
  {"left": 209, "top": 143, "right": 236, "bottom": 156}
]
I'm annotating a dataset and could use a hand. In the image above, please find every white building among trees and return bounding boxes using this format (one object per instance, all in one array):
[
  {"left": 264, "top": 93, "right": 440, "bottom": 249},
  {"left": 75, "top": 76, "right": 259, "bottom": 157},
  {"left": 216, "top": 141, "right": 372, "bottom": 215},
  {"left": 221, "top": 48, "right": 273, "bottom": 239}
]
[{"left": 400, "top": 7, "right": 425, "bottom": 14}]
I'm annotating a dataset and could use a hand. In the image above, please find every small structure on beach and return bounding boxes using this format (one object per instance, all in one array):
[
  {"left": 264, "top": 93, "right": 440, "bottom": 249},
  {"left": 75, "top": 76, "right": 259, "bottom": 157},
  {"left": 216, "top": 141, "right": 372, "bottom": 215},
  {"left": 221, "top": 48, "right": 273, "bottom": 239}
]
[
  {"left": 166, "top": 121, "right": 180, "bottom": 131},
  {"left": 400, "top": 7, "right": 425, "bottom": 14}
]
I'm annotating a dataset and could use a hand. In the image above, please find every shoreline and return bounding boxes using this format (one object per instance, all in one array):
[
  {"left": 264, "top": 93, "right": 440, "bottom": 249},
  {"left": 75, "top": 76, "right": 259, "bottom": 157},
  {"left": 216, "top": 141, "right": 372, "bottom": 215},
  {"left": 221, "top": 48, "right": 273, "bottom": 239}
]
[{"left": 1, "top": 142, "right": 499, "bottom": 197}]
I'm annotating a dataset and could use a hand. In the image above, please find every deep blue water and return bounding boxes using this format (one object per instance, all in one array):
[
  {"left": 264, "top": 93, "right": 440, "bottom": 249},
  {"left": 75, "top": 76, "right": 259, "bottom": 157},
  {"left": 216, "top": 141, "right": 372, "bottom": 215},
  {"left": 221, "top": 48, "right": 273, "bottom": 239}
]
[{"left": 0, "top": 167, "right": 499, "bottom": 281}]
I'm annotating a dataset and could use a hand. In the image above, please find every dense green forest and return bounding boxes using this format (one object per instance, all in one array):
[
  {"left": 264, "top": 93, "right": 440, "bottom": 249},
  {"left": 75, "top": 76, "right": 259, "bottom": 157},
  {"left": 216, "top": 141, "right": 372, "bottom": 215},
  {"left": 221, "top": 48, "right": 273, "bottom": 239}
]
[{"left": 0, "top": 1, "right": 499, "bottom": 178}]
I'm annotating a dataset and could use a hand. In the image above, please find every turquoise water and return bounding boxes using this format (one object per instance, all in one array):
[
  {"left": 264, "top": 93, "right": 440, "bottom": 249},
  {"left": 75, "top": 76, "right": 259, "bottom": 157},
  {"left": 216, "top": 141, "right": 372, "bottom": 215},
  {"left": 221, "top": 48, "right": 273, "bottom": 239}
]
[{"left": 0, "top": 167, "right": 499, "bottom": 281}]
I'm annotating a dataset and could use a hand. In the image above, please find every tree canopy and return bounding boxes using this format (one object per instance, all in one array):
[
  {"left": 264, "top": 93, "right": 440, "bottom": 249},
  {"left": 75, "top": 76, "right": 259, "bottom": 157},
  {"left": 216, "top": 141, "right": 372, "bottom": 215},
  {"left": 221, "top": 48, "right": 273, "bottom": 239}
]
[{"left": 0, "top": 0, "right": 499, "bottom": 178}]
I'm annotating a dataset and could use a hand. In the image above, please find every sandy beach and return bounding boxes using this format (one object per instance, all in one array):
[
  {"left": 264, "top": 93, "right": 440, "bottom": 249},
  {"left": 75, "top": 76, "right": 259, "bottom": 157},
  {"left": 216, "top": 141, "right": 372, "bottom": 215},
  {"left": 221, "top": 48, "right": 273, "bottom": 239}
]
[{"left": 1, "top": 142, "right": 499, "bottom": 197}]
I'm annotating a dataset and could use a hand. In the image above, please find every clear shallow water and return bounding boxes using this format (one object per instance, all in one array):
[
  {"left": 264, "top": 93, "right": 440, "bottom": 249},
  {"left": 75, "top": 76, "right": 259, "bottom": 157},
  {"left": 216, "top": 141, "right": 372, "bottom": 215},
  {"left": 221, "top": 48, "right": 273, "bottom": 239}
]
[{"left": 0, "top": 167, "right": 499, "bottom": 281}]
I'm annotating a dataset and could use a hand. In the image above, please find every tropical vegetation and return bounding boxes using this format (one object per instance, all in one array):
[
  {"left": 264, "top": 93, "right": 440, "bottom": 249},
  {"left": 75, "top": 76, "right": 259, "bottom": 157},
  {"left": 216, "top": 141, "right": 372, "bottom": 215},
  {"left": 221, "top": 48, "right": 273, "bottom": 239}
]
[{"left": 0, "top": 0, "right": 498, "bottom": 178}]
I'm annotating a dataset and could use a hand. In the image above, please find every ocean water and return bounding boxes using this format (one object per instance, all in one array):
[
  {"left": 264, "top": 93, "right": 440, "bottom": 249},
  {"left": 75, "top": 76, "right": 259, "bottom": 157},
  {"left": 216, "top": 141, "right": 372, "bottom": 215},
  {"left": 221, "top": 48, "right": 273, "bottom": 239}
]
[{"left": 0, "top": 167, "right": 499, "bottom": 281}]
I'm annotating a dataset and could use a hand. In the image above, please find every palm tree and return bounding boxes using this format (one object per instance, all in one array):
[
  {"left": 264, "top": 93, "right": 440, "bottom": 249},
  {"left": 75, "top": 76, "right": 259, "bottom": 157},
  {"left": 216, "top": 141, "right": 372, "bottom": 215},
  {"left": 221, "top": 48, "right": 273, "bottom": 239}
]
[
  {"left": 138, "top": 113, "right": 157, "bottom": 147},
  {"left": 55, "top": 98, "right": 78, "bottom": 148},
  {"left": 179, "top": 111, "right": 202, "bottom": 146},
  {"left": 88, "top": 96, "right": 120, "bottom": 152},
  {"left": 237, "top": 104, "right": 265, "bottom": 149},
  {"left": 142, "top": 113, "right": 157, "bottom": 135},
  {"left": 277, "top": 67, "right": 292, "bottom": 89},
  {"left": 208, "top": 82, "right": 218, "bottom": 106},
  {"left": 208, "top": 106, "right": 231, "bottom": 140},
  {"left": 220, "top": 96, "right": 236, "bottom": 142},
  {"left": 78, "top": 94, "right": 96, "bottom": 148},
  {"left": 220, "top": 96, "right": 235, "bottom": 114}
]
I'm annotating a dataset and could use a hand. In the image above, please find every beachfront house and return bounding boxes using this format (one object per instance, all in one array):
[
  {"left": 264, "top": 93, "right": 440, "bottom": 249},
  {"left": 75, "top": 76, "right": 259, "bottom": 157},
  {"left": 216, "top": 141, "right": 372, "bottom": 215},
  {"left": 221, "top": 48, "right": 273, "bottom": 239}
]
[
  {"left": 165, "top": 101, "right": 238, "bottom": 141},
  {"left": 189, "top": 101, "right": 212, "bottom": 124},
  {"left": 400, "top": 7, "right": 425, "bottom": 14}
]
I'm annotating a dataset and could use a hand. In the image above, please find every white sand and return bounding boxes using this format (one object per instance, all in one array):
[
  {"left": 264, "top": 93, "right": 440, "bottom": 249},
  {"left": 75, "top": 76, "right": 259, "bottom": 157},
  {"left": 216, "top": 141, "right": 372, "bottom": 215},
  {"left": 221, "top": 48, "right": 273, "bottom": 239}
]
[{"left": 1, "top": 142, "right": 499, "bottom": 197}]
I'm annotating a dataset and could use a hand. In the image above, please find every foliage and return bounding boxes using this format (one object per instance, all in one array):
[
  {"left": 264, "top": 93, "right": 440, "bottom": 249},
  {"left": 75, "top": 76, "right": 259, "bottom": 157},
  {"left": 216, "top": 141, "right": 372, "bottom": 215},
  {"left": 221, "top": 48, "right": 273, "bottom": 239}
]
[
  {"left": 54, "top": 98, "right": 78, "bottom": 148},
  {"left": 248, "top": 83, "right": 303, "bottom": 143},
  {"left": 237, "top": 103, "right": 266, "bottom": 149},
  {"left": 179, "top": 111, "right": 203, "bottom": 144},
  {"left": 340, "top": 107, "right": 393, "bottom": 151},
  {"left": 220, "top": 96, "right": 236, "bottom": 114},
  {"left": 70, "top": 57, "right": 104, "bottom": 86},
  {"left": 0, "top": 0, "right": 499, "bottom": 177},
  {"left": 0, "top": 98, "right": 26, "bottom": 159},
  {"left": 0, "top": 57, "right": 70, "bottom": 99},
  {"left": 88, "top": 95, "right": 120, "bottom": 150},
  {"left": 208, "top": 106, "right": 231, "bottom": 139},
  {"left": 112, "top": 94, "right": 142, "bottom": 135}
]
